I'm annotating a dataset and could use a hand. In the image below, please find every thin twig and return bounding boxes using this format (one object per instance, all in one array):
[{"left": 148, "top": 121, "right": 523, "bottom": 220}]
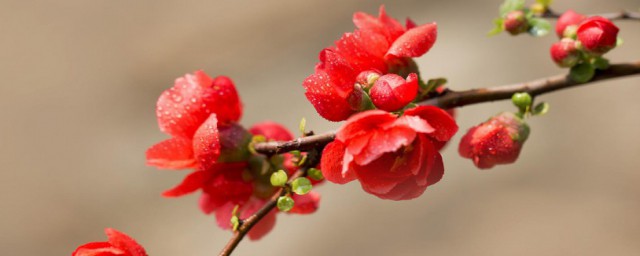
[
  {"left": 254, "top": 60, "right": 640, "bottom": 155},
  {"left": 218, "top": 150, "right": 320, "bottom": 256},
  {"left": 541, "top": 8, "right": 640, "bottom": 21}
]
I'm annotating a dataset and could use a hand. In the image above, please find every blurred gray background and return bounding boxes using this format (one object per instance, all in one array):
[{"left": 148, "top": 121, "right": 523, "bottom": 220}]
[{"left": 2, "top": 0, "right": 639, "bottom": 255}]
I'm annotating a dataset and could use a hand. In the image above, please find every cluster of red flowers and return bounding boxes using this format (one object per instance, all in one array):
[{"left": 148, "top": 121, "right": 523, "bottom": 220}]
[
  {"left": 145, "top": 71, "right": 320, "bottom": 240},
  {"left": 550, "top": 10, "right": 619, "bottom": 72},
  {"left": 303, "top": 6, "right": 460, "bottom": 200}
]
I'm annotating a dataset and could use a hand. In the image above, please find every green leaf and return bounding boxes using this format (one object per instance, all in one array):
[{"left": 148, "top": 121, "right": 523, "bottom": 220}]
[
  {"left": 532, "top": 102, "right": 550, "bottom": 116},
  {"left": 230, "top": 205, "right": 240, "bottom": 231},
  {"left": 569, "top": 63, "right": 595, "bottom": 83},
  {"left": 298, "top": 117, "right": 306, "bottom": 136},
  {"left": 291, "top": 177, "right": 312, "bottom": 195},
  {"left": 277, "top": 196, "right": 295, "bottom": 212},
  {"left": 307, "top": 168, "right": 324, "bottom": 181},
  {"left": 270, "top": 169, "right": 288, "bottom": 187},
  {"left": 528, "top": 18, "right": 551, "bottom": 37},
  {"left": 500, "top": 0, "right": 526, "bottom": 16},
  {"left": 591, "top": 57, "right": 610, "bottom": 70},
  {"left": 488, "top": 18, "right": 504, "bottom": 36}
]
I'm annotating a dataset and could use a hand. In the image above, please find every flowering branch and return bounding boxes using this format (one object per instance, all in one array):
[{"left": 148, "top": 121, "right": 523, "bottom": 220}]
[
  {"left": 542, "top": 8, "right": 640, "bottom": 21},
  {"left": 254, "top": 60, "right": 640, "bottom": 155},
  {"left": 218, "top": 150, "right": 320, "bottom": 256}
]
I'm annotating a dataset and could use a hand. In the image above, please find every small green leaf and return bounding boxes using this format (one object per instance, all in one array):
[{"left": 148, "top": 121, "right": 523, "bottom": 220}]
[
  {"left": 277, "top": 196, "right": 295, "bottom": 212},
  {"left": 307, "top": 168, "right": 324, "bottom": 181},
  {"left": 500, "top": 0, "right": 526, "bottom": 16},
  {"left": 299, "top": 117, "right": 306, "bottom": 136},
  {"left": 488, "top": 18, "right": 504, "bottom": 36},
  {"left": 512, "top": 92, "right": 532, "bottom": 113},
  {"left": 569, "top": 63, "right": 595, "bottom": 83},
  {"left": 528, "top": 18, "right": 551, "bottom": 37},
  {"left": 230, "top": 205, "right": 240, "bottom": 231},
  {"left": 270, "top": 169, "right": 288, "bottom": 187},
  {"left": 532, "top": 102, "right": 550, "bottom": 116},
  {"left": 591, "top": 57, "right": 610, "bottom": 70},
  {"left": 291, "top": 177, "right": 312, "bottom": 195}
]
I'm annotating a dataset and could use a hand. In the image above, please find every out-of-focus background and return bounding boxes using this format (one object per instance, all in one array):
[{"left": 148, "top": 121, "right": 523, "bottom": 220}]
[{"left": 2, "top": 0, "right": 639, "bottom": 255}]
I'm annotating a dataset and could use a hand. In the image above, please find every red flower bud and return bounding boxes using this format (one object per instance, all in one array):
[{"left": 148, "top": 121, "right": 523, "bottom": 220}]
[
  {"left": 550, "top": 38, "right": 580, "bottom": 67},
  {"left": 555, "top": 10, "right": 585, "bottom": 38},
  {"left": 369, "top": 73, "right": 418, "bottom": 111},
  {"left": 355, "top": 70, "right": 382, "bottom": 90},
  {"left": 576, "top": 16, "right": 619, "bottom": 54},
  {"left": 503, "top": 11, "right": 529, "bottom": 35},
  {"left": 458, "top": 112, "right": 530, "bottom": 169}
]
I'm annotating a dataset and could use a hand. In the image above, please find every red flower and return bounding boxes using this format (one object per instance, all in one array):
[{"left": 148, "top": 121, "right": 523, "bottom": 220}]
[
  {"left": 503, "top": 10, "right": 529, "bottom": 35},
  {"left": 320, "top": 106, "right": 457, "bottom": 200},
  {"left": 303, "top": 5, "right": 437, "bottom": 121},
  {"left": 147, "top": 72, "right": 321, "bottom": 240},
  {"left": 555, "top": 10, "right": 585, "bottom": 38},
  {"left": 458, "top": 112, "right": 530, "bottom": 169},
  {"left": 576, "top": 16, "right": 619, "bottom": 54},
  {"left": 550, "top": 38, "right": 580, "bottom": 67},
  {"left": 370, "top": 73, "right": 419, "bottom": 111},
  {"left": 73, "top": 228, "right": 147, "bottom": 256}
]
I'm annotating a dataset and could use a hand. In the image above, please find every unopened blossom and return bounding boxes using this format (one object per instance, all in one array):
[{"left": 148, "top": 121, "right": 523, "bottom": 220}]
[
  {"left": 503, "top": 10, "right": 529, "bottom": 35},
  {"left": 369, "top": 73, "right": 419, "bottom": 111},
  {"left": 555, "top": 10, "right": 585, "bottom": 38},
  {"left": 321, "top": 106, "right": 457, "bottom": 200},
  {"left": 576, "top": 16, "right": 619, "bottom": 55},
  {"left": 550, "top": 38, "right": 580, "bottom": 67},
  {"left": 72, "top": 228, "right": 147, "bottom": 256},
  {"left": 459, "top": 112, "right": 530, "bottom": 169}
]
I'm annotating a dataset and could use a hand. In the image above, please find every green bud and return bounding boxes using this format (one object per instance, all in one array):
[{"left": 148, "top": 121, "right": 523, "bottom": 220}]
[
  {"left": 270, "top": 169, "right": 288, "bottom": 187},
  {"left": 231, "top": 216, "right": 239, "bottom": 231},
  {"left": 591, "top": 57, "right": 610, "bottom": 70},
  {"left": 511, "top": 92, "right": 532, "bottom": 113},
  {"left": 532, "top": 102, "right": 550, "bottom": 116},
  {"left": 569, "top": 63, "right": 595, "bottom": 83},
  {"left": 307, "top": 168, "right": 324, "bottom": 181},
  {"left": 299, "top": 117, "right": 306, "bottom": 136},
  {"left": 277, "top": 196, "right": 294, "bottom": 212},
  {"left": 291, "top": 177, "right": 312, "bottom": 195}
]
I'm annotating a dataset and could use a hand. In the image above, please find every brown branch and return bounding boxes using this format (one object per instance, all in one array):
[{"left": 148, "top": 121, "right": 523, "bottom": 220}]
[
  {"left": 221, "top": 60, "right": 640, "bottom": 255},
  {"left": 541, "top": 8, "right": 640, "bottom": 21},
  {"left": 254, "top": 60, "right": 640, "bottom": 156},
  {"left": 218, "top": 151, "right": 320, "bottom": 256}
]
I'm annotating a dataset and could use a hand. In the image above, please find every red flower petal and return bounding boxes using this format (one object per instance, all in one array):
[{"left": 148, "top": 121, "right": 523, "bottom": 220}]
[
  {"left": 214, "top": 202, "right": 236, "bottom": 230},
  {"left": 289, "top": 191, "right": 321, "bottom": 214},
  {"left": 162, "top": 170, "right": 209, "bottom": 197},
  {"left": 334, "top": 30, "right": 388, "bottom": 73},
  {"left": 386, "top": 22, "right": 437, "bottom": 59},
  {"left": 320, "top": 141, "right": 356, "bottom": 184},
  {"left": 240, "top": 199, "right": 278, "bottom": 241},
  {"left": 555, "top": 9, "right": 585, "bottom": 37},
  {"left": 156, "top": 71, "right": 241, "bottom": 138},
  {"left": 200, "top": 165, "right": 253, "bottom": 212},
  {"left": 145, "top": 137, "right": 196, "bottom": 170},
  {"left": 303, "top": 71, "right": 357, "bottom": 121},
  {"left": 192, "top": 114, "right": 220, "bottom": 171},
  {"left": 105, "top": 228, "right": 147, "bottom": 256},
  {"left": 369, "top": 73, "right": 419, "bottom": 111},
  {"left": 73, "top": 242, "right": 124, "bottom": 256},
  {"left": 249, "top": 121, "right": 294, "bottom": 141},
  {"left": 353, "top": 127, "right": 417, "bottom": 166},
  {"left": 404, "top": 105, "right": 458, "bottom": 141},
  {"left": 317, "top": 49, "right": 357, "bottom": 98},
  {"left": 336, "top": 110, "right": 396, "bottom": 142}
]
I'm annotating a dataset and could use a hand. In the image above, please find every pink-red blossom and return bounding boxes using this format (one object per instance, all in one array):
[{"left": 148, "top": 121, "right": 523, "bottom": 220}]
[
  {"left": 503, "top": 10, "right": 529, "bottom": 35},
  {"left": 458, "top": 112, "right": 530, "bottom": 169},
  {"left": 72, "top": 228, "right": 147, "bottom": 256},
  {"left": 370, "top": 73, "right": 418, "bottom": 111},
  {"left": 320, "top": 106, "right": 457, "bottom": 200},
  {"left": 576, "top": 16, "right": 619, "bottom": 54},
  {"left": 303, "top": 5, "right": 437, "bottom": 121}
]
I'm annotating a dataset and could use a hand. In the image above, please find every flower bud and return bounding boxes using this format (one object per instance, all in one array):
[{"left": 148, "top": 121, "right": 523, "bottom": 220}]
[
  {"left": 458, "top": 112, "right": 530, "bottom": 169},
  {"left": 369, "top": 73, "right": 419, "bottom": 112},
  {"left": 355, "top": 70, "right": 381, "bottom": 91},
  {"left": 550, "top": 38, "right": 580, "bottom": 68},
  {"left": 555, "top": 10, "right": 585, "bottom": 38},
  {"left": 503, "top": 11, "right": 529, "bottom": 35},
  {"left": 217, "top": 123, "right": 252, "bottom": 162},
  {"left": 576, "top": 16, "right": 619, "bottom": 55}
]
